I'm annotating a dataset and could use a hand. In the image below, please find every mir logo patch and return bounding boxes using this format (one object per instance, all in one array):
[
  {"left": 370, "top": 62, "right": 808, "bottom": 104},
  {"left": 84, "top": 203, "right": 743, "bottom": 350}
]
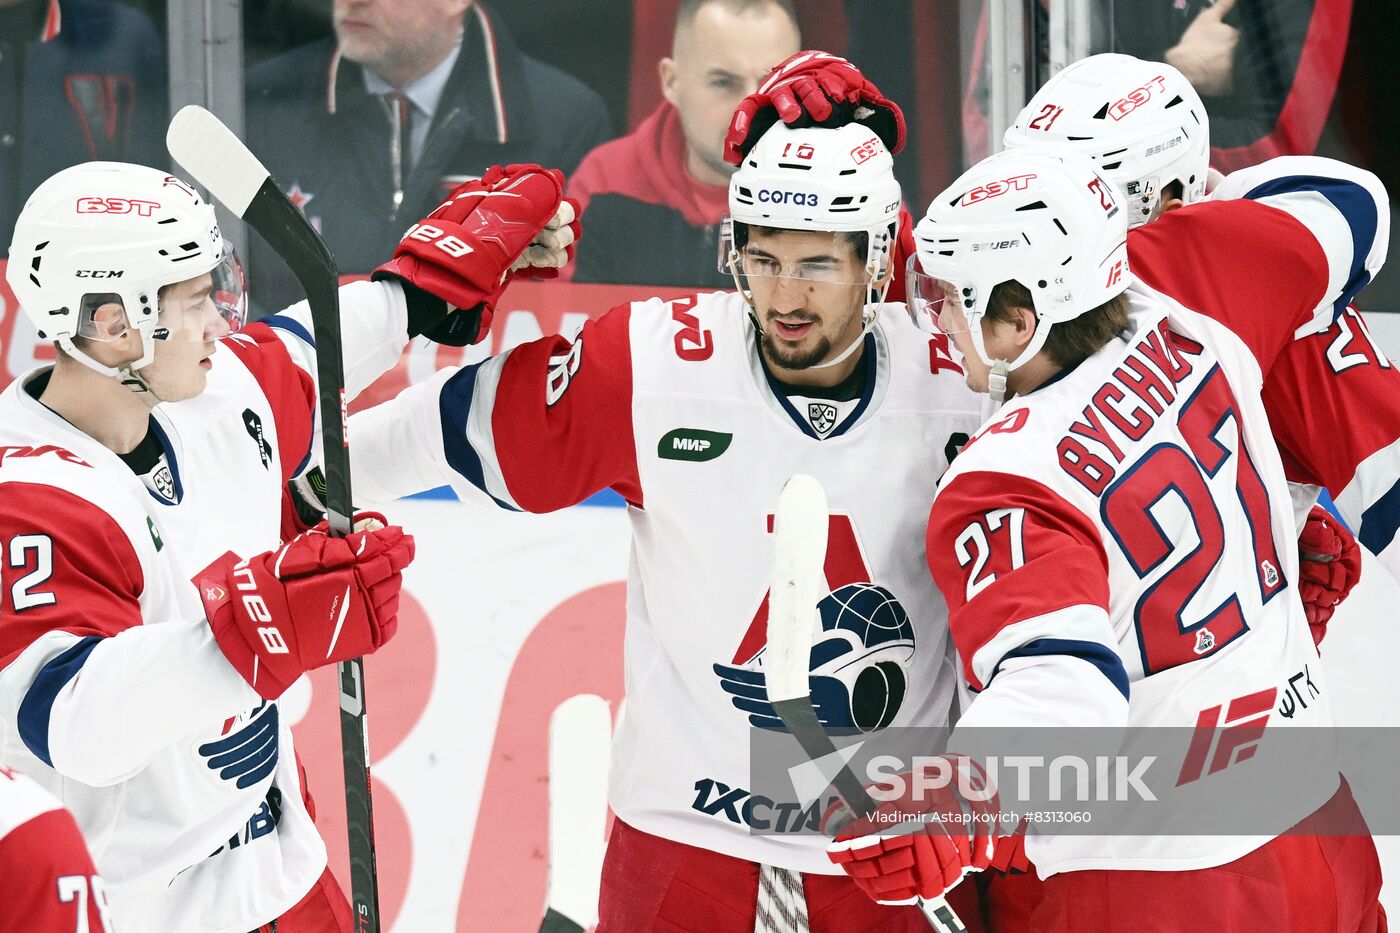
[{"left": 658, "top": 428, "right": 733, "bottom": 462}]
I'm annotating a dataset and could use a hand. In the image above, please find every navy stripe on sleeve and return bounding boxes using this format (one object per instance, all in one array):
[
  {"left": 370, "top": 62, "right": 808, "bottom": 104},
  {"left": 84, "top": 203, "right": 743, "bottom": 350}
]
[
  {"left": 18, "top": 636, "right": 102, "bottom": 767},
  {"left": 1359, "top": 478, "right": 1400, "bottom": 556},
  {"left": 439, "top": 362, "right": 519, "bottom": 511},
  {"left": 1242, "top": 176, "right": 1379, "bottom": 319},
  {"left": 260, "top": 314, "right": 317, "bottom": 348},
  {"left": 991, "top": 637, "right": 1130, "bottom": 700}
]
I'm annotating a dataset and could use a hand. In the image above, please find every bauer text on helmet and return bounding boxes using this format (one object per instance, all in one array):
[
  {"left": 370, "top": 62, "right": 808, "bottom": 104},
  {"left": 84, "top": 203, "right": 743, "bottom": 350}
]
[
  {"left": 1004, "top": 53, "right": 1209, "bottom": 226},
  {"left": 912, "top": 150, "right": 1132, "bottom": 391}
]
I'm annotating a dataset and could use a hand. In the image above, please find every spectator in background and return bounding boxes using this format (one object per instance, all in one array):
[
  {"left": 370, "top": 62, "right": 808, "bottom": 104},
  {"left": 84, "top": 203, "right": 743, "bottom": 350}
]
[
  {"left": 565, "top": 0, "right": 800, "bottom": 288},
  {"left": 1114, "top": 0, "right": 1346, "bottom": 169},
  {"left": 245, "top": 0, "right": 611, "bottom": 310},
  {"left": 0, "top": 0, "right": 166, "bottom": 254}
]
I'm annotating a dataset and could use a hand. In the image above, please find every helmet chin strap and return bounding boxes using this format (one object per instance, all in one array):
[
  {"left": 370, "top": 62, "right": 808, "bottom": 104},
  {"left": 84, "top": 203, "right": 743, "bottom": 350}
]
[
  {"left": 982, "top": 360, "right": 1011, "bottom": 421},
  {"left": 58, "top": 333, "right": 160, "bottom": 398}
]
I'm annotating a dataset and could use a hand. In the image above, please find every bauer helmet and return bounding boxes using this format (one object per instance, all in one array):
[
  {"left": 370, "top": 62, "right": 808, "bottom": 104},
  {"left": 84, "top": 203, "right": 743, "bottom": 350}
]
[
  {"left": 1004, "top": 53, "right": 1209, "bottom": 226},
  {"left": 912, "top": 149, "right": 1131, "bottom": 374},
  {"left": 7, "top": 161, "right": 246, "bottom": 385}
]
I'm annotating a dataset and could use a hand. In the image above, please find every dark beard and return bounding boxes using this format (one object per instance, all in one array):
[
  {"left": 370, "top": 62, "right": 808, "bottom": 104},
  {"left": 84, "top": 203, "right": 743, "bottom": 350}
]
[{"left": 760, "top": 327, "right": 833, "bottom": 371}]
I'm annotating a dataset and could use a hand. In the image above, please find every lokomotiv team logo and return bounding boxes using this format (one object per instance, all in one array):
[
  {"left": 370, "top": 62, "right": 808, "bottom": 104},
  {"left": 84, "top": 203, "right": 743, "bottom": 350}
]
[{"left": 714, "top": 514, "right": 917, "bottom": 734}]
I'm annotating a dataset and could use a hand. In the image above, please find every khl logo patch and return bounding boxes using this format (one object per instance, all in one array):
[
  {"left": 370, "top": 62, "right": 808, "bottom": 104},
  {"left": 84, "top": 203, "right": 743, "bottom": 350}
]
[{"left": 808, "top": 402, "right": 838, "bottom": 436}]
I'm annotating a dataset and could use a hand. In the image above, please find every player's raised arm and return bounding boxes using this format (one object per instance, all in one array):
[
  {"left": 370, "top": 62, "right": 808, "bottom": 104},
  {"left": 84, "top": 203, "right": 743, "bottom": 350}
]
[
  {"left": 349, "top": 296, "right": 643, "bottom": 510},
  {"left": 1129, "top": 158, "right": 1389, "bottom": 374},
  {"left": 346, "top": 167, "right": 645, "bottom": 511}
]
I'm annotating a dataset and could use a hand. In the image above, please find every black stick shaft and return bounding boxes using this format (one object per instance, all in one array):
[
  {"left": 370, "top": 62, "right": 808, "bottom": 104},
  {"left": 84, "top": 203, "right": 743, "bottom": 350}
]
[{"left": 245, "top": 179, "right": 379, "bottom": 931}]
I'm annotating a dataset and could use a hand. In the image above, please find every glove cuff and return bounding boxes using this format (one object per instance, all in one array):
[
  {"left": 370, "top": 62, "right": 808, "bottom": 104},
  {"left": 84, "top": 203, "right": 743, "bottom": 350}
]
[{"left": 198, "top": 552, "right": 286, "bottom": 701}]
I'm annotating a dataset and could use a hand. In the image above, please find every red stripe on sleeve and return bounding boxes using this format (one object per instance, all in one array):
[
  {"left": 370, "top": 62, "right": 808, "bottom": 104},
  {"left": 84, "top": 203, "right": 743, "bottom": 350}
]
[
  {"left": 1129, "top": 199, "right": 1331, "bottom": 374},
  {"left": 0, "top": 485, "right": 143, "bottom": 669},
  {"left": 219, "top": 324, "right": 317, "bottom": 482},
  {"left": 927, "top": 471, "right": 1110, "bottom": 689},
  {"left": 492, "top": 304, "right": 643, "bottom": 511}
]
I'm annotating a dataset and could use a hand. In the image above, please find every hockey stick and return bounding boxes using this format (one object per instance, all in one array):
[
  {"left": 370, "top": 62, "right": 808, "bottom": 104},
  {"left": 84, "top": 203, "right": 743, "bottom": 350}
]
[
  {"left": 166, "top": 106, "right": 381, "bottom": 932},
  {"left": 767, "top": 475, "right": 967, "bottom": 933},
  {"left": 540, "top": 694, "right": 612, "bottom": 933}
]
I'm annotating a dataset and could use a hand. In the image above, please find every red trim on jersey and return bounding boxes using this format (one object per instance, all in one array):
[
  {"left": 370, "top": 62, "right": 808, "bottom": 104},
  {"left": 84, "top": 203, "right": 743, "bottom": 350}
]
[
  {"left": 1263, "top": 310, "right": 1400, "bottom": 493},
  {"left": 927, "top": 472, "right": 1110, "bottom": 690},
  {"left": 492, "top": 304, "right": 643, "bottom": 510},
  {"left": 0, "top": 803, "right": 107, "bottom": 933},
  {"left": 220, "top": 324, "right": 317, "bottom": 483},
  {"left": 1129, "top": 199, "right": 1330, "bottom": 374},
  {"left": 1208, "top": 0, "right": 1352, "bottom": 173},
  {"left": 0, "top": 485, "right": 143, "bottom": 669}
]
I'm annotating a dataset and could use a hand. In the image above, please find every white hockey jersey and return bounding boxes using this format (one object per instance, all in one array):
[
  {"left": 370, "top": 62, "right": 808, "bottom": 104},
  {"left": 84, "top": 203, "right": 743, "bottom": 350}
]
[
  {"left": 349, "top": 292, "right": 984, "bottom": 872},
  {"left": 0, "top": 282, "right": 409, "bottom": 932},
  {"left": 931, "top": 163, "right": 1388, "bottom": 876}
]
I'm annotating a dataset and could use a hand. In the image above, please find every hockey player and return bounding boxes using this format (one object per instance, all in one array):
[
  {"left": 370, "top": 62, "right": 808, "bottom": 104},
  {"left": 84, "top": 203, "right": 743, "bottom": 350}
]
[
  {"left": 825, "top": 148, "right": 1386, "bottom": 931},
  {"left": 345, "top": 119, "right": 985, "bottom": 930},
  {"left": 0, "top": 160, "right": 572, "bottom": 931},
  {"left": 1000, "top": 53, "right": 1382, "bottom": 640},
  {"left": 725, "top": 51, "right": 1374, "bottom": 647},
  {"left": 0, "top": 766, "right": 114, "bottom": 933}
]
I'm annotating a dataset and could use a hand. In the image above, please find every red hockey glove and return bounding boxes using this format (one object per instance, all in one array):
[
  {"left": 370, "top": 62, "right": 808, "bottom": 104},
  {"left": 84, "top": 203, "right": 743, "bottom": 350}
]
[
  {"left": 373, "top": 164, "right": 580, "bottom": 345},
  {"left": 197, "top": 514, "right": 415, "bottom": 700},
  {"left": 825, "top": 756, "right": 1001, "bottom": 905},
  {"left": 723, "top": 51, "right": 907, "bottom": 165},
  {"left": 1298, "top": 504, "right": 1361, "bottom": 645}
]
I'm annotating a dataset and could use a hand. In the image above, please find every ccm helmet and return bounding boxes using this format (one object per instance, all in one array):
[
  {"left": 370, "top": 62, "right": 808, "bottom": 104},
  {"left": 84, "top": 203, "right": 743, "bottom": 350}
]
[
  {"left": 912, "top": 149, "right": 1131, "bottom": 374},
  {"left": 7, "top": 161, "right": 245, "bottom": 385},
  {"left": 724, "top": 121, "right": 902, "bottom": 286},
  {"left": 1004, "top": 53, "right": 1209, "bottom": 226}
]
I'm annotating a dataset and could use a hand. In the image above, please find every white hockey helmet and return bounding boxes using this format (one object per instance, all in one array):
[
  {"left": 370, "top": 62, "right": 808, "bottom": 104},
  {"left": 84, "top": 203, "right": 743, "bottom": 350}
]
[
  {"left": 723, "top": 121, "right": 902, "bottom": 285},
  {"left": 912, "top": 149, "right": 1131, "bottom": 373},
  {"left": 1004, "top": 53, "right": 1209, "bottom": 226},
  {"left": 6, "top": 161, "right": 245, "bottom": 383}
]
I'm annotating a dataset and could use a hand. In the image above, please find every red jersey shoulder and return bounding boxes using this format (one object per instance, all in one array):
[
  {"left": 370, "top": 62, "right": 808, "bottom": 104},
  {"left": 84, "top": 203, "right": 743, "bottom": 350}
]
[
  {"left": 0, "top": 482, "right": 145, "bottom": 666},
  {"left": 1129, "top": 199, "right": 1330, "bottom": 371}
]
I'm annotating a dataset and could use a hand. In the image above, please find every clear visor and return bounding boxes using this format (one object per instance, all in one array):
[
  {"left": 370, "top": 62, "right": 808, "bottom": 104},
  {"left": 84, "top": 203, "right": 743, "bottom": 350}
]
[
  {"left": 906, "top": 255, "right": 972, "bottom": 336},
  {"left": 75, "top": 245, "right": 247, "bottom": 343},
  {"left": 719, "top": 217, "right": 873, "bottom": 287}
]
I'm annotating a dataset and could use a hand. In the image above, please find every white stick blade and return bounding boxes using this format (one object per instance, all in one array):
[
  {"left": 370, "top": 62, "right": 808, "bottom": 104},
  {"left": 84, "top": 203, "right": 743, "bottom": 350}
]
[
  {"left": 166, "top": 105, "right": 269, "bottom": 217},
  {"left": 767, "top": 474, "right": 829, "bottom": 703},
  {"left": 546, "top": 693, "right": 612, "bottom": 928}
]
